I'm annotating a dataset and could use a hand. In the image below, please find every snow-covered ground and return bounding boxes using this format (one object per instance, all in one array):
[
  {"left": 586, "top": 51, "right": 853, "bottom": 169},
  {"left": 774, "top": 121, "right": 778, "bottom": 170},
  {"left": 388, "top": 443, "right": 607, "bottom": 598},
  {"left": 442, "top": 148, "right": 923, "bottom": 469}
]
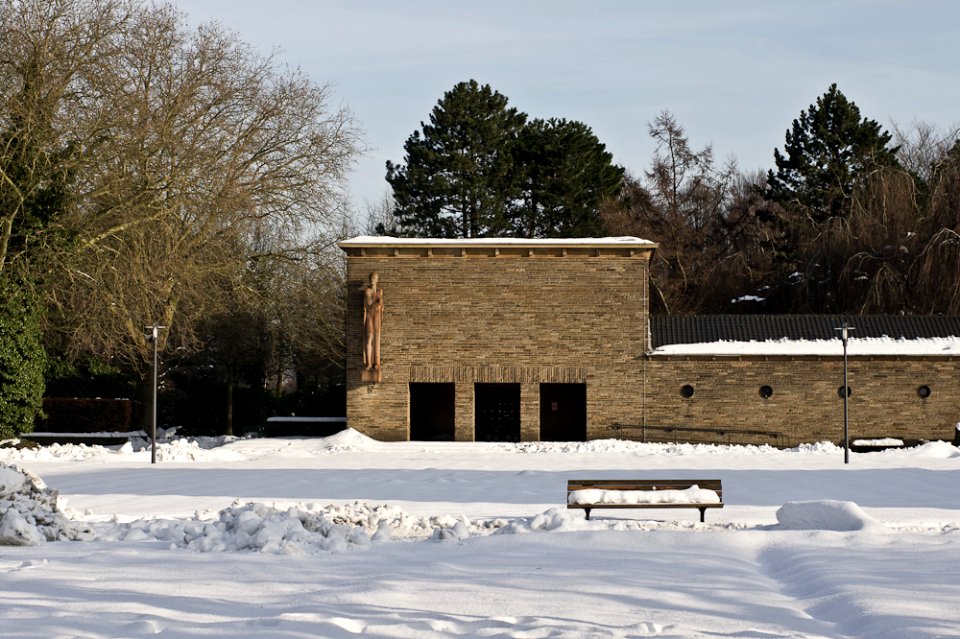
[{"left": 1, "top": 430, "right": 959, "bottom": 638}]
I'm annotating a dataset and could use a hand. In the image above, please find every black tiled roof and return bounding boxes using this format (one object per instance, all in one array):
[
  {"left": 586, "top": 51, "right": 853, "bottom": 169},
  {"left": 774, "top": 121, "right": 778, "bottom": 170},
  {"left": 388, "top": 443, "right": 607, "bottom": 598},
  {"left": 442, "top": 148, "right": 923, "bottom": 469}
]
[{"left": 650, "top": 315, "right": 960, "bottom": 347}]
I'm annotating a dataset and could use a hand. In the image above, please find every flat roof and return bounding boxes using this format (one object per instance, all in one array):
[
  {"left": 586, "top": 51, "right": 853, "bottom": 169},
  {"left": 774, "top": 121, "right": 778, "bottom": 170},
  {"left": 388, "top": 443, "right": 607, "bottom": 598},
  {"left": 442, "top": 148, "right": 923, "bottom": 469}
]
[
  {"left": 649, "top": 314, "right": 960, "bottom": 356},
  {"left": 652, "top": 314, "right": 960, "bottom": 344},
  {"left": 339, "top": 235, "right": 656, "bottom": 249}
]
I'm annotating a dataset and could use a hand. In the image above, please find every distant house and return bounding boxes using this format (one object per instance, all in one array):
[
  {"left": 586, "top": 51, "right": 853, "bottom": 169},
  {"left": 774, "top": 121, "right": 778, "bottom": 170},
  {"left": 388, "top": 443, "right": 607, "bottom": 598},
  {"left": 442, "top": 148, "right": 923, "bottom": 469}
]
[{"left": 340, "top": 236, "right": 960, "bottom": 446}]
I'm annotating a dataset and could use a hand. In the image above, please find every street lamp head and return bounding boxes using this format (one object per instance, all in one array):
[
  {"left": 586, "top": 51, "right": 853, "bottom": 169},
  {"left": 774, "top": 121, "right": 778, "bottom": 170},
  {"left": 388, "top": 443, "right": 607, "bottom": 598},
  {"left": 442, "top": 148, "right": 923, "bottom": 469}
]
[
  {"left": 144, "top": 324, "right": 167, "bottom": 342},
  {"left": 834, "top": 323, "right": 856, "bottom": 343}
]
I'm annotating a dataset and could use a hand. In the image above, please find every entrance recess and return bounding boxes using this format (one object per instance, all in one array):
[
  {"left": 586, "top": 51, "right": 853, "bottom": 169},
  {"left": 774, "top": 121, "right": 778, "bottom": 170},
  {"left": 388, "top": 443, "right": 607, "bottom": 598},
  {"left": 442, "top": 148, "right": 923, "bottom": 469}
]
[
  {"left": 409, "top": 383, "right": 455, "bottom": 441},
  {"left": 475, "top": 383, "right": 521, "bottom": 442},
  {"left": 540, "top": 383, "right": 586, "bottom": 441}
]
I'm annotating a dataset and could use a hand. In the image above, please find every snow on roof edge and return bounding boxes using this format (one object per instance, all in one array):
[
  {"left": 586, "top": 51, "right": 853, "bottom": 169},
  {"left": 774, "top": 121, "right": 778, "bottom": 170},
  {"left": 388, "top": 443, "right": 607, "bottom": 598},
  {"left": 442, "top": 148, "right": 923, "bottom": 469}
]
[
  {"left": 340, "top": 235, "right": 655, "bottom": 247},
  {"left": 649, "top": 337, "right": 960, "bottom": 357}
]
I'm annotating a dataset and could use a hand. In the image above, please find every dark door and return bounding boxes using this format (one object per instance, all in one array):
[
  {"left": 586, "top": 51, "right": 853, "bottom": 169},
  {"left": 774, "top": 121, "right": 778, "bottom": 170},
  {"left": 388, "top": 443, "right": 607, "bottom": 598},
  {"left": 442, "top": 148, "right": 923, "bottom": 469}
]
[
  {"left": 475, "top": 383, "right": 521, "bottom": 442},
  {"left": 409, "top": 383, "right": 455, "bottom": 441},
  {"left": 540, "top": 383, "right": 586, "bottom": 441}
]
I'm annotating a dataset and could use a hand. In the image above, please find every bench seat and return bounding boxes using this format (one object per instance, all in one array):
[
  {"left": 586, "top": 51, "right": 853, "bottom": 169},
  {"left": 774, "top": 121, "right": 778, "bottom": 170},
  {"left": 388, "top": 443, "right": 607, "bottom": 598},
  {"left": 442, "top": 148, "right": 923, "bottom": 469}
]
[{"left": 567, "top": 479, "right": 723, "bottom": 522}]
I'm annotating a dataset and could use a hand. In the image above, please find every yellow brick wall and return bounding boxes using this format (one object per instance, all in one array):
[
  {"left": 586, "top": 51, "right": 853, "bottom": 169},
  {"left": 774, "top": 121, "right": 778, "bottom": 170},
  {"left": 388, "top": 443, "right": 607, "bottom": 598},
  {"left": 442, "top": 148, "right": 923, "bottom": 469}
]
[
  {"left": 342, "top": 240, "right": 960, "bottom": 446},
  {"left": 343, "top": 244, "right": 652, "bottom": 440},
  {"left": 642, "top": 356, "right": 959, "bottom": 445}
]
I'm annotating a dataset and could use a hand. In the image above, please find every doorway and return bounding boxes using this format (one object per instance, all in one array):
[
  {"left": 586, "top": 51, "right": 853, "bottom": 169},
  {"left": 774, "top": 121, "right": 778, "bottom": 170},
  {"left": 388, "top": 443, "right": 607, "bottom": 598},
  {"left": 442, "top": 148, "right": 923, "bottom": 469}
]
[
  {"left": 475, "top": 383, "right": 521, "bottom": 442},
  {"left": 409, "top": 383, "right": 455, "bottom": 441},
  {"left": 540, "top": 383, "right": 586, "bottom": 441}
]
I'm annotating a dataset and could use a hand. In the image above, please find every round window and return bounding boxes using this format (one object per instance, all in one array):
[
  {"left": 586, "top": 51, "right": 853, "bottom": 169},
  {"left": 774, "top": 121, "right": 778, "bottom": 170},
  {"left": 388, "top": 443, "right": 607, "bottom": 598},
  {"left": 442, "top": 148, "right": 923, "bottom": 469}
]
[
  {"left": 680, "top": 384, "right": 695, "bottom": 398},
  {"left": 759, "top": 385, "right": 773, "bottom": 399},
  {"left": 837, "top": 385, "right": 852, "bottom": 398},
  {"left": 917, "top": 385, "right": 931, "bottom": 399}
]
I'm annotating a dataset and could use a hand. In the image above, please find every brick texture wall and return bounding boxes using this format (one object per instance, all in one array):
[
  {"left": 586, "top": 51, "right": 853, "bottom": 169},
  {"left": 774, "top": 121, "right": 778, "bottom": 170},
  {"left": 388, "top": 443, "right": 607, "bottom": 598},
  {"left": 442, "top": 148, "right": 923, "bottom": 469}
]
[
  {"left": 643, "top": 356, "right": 959, "bottom": 445},
  {"left": 342, "top": 241, "right": 653, "bottom": 441},
  {"left": 342, "top": 239, "right": 960, "bottom": 446}
]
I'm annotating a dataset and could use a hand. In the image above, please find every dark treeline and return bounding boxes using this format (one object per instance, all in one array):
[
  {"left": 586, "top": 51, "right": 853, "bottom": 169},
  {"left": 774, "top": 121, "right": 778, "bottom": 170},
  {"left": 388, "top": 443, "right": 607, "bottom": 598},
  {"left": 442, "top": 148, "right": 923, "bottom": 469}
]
[
  {"left": 386, "top": 81, "right": 960, "bottom": 316},
  {"left": 606, "top": 86, "right": 960, "bottom": 316}
]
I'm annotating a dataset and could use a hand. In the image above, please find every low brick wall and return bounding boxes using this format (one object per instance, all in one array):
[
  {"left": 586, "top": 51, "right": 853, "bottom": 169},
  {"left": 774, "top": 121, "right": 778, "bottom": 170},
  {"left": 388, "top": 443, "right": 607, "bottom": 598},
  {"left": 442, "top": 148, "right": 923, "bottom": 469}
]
[{"left": 642, "top": 355, "right": 959, "bottom": 446}]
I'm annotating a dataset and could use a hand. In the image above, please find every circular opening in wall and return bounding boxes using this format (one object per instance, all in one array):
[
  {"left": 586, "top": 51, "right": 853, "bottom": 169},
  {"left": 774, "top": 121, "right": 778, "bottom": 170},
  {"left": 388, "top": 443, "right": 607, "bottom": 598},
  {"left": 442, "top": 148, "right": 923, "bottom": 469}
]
[
  {"left": 680, "top": 384, "right": 695, "bottom": 398},
  {"left": 917, "top": 385, "right": 932, "bottom": 399},
  {"left": 759, "top": 385, "right": 773, "bottom": 399},
  {"left": 837, "top": 385, "right": 852, "bottom": 399}
]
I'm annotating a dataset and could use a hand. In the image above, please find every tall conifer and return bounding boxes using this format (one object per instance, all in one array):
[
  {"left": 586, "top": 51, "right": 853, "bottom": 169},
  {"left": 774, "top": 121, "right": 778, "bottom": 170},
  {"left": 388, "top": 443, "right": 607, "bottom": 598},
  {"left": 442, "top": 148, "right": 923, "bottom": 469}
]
[
  {"left": 386, "top": 80, "right": 526, "bottom": 237},
  {"left": 766, "top": 83, "right": 899, "bottom": 223},
  {"left": 512, "top": 118, "right": 623, "bottom": 238}
]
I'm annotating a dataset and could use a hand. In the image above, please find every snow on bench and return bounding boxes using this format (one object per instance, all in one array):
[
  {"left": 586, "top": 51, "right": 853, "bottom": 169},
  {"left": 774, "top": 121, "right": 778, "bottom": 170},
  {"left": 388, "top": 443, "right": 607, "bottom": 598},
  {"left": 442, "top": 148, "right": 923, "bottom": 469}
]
[
  {"left": 566, "top": 479, "right": 724, "bottom": 522},
  {"left": 851, "top": 438, "right": 906, "bottom": 452}
]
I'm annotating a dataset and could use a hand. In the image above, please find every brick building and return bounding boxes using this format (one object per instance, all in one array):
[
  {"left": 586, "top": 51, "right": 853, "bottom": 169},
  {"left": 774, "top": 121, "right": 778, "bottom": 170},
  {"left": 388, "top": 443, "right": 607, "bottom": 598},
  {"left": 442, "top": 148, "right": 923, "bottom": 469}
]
[
  {"left": 340, "top": 236, "right": 960, "bottom": 446},
  {"left": 646, "top": 315, "right": 960, "bottom": 446}
]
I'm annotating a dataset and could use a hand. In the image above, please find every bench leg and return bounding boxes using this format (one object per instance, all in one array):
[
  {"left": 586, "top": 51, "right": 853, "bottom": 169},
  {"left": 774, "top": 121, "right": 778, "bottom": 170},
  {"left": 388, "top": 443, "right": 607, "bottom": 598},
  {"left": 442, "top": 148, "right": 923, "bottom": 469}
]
[
  {"left": 584, "top": 508, "right": 591, "bottom": 521},
  {"left": 699, "top": 507, "right": 706, "bottom": 523}
]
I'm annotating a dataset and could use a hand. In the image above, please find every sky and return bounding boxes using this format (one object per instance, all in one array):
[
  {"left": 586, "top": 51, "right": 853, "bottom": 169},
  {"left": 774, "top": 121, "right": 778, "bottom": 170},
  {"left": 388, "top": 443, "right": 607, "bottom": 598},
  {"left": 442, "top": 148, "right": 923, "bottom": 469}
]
[{"left": 173, "top": 0, "right": 960, "bottom": 221}]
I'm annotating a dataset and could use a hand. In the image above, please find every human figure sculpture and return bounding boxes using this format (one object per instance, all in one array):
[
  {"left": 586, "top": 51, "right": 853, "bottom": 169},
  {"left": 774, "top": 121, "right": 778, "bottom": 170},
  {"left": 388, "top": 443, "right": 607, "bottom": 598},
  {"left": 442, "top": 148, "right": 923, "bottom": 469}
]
[{"left": 362, "top": 272, "right": 383, "bottom": 371}]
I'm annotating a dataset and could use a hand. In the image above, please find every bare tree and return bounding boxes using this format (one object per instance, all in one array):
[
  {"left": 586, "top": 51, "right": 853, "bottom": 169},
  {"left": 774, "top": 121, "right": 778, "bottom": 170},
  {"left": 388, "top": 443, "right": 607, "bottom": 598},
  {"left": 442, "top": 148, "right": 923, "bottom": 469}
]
[
  {"left": 603, "top": 112, "right": 749, "bottom": 314},
  {"left": 908, "top": 138, "right": 960, "bottom": 313},
  {"left": 2, "top": 0, "right": 361, "bottom": 425},
  {"left": 363, "top": 191, "right": 398, "bottom": 235},
  {"left": 0, "top": 0, "right": 128, "bottom": 274},
  {"left": 892, "top": 120, "right": 960, "bottom": 184}
]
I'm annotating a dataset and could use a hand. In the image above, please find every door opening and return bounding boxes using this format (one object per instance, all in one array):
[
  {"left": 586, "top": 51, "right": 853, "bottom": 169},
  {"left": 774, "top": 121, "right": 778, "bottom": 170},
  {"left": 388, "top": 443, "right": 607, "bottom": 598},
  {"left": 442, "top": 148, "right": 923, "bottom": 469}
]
[
  {"left": 474, "top": 383, "right": 521, "bottom": 442},
  {"left": 409, "top": 383, "right": 455, "bottom": 441},
  {"left": 539, "top": 383, "right": 586, "bottom": 441}
]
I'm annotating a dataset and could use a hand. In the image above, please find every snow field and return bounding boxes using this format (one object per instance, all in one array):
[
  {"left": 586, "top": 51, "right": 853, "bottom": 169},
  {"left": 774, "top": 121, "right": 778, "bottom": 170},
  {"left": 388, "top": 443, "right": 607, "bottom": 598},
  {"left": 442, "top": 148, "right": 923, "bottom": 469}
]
[{"left": 0, "top": 430, "right": 959, "bottom": 638}]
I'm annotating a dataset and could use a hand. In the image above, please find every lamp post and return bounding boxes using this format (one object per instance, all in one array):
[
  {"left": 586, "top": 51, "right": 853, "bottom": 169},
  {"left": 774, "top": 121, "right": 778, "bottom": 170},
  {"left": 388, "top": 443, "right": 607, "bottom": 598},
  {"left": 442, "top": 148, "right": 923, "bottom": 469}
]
[
  {"left": 145, "top": 324, "right": 166, "bottom": 464},
  {"left": 834, "top": 322, "right": 854, "bottom": 464}
]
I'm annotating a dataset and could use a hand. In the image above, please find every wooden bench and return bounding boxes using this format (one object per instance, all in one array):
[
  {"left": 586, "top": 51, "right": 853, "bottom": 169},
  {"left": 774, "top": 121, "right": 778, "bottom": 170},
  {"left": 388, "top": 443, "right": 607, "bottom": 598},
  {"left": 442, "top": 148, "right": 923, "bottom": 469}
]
[{"left": 567, "top": 479, "right": 723, "bottom": 522}]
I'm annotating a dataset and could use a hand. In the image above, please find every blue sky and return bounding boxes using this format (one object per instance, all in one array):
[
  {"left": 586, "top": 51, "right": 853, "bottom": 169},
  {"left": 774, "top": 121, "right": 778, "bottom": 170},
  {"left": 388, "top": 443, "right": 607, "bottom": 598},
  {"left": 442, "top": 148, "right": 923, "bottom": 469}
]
[{"left": 175, "top": 0, "right": 960, "bottom": 217}]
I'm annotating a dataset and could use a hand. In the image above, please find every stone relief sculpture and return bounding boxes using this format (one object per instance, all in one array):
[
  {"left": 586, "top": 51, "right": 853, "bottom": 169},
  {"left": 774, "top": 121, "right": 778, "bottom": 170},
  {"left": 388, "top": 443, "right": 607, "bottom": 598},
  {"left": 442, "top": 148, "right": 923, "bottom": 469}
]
[{"left": 362, "top": 272, "right": 383, "bottom": 374}]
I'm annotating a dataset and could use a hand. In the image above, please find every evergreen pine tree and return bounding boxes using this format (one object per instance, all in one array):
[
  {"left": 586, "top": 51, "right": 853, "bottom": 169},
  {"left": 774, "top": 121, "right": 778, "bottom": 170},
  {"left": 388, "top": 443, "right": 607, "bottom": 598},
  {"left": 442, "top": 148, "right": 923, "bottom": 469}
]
[
  {"left": 386, "top": 80, "right": 526, "bottom": 237},
  {"left": 766, "top": 83, "right": 899, "bottom": 224},
  {"left": 763, "top": 85, "right": 902, "bottom": 312},
  {"left": 512, "top": 118, "right": 624, "bottom": 238}
]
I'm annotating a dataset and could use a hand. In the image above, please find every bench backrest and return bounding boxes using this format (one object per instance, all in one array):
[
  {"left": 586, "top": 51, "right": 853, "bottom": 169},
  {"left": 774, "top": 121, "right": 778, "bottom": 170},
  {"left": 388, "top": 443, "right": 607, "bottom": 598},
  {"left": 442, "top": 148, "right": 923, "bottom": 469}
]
[{"left": 567, "top": 479, "right": 723, "bottom": 503}]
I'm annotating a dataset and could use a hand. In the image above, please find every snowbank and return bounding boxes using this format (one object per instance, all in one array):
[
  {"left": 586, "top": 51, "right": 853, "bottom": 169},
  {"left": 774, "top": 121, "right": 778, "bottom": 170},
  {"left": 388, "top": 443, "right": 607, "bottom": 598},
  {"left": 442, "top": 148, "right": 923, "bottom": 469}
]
[
  {"left": 776, "top": 500, "right": 887, "bottom": 532},
  {"left": 98, "top": 501, "right": 509, "bottom": 553},
  {"left": 902, "top": 441, "right": 960, "bottom": 459},
  {"left": 514, "top": 439, "right": 784, "bottom": 455},
  {"left": 0, "top": 462, "right": 92, "bottom": 545},
  {"left": 315, "top": 428, "right": 381, "bottom": 452},
  {"left": 0, "top": 436, "right": 248, "bottom": 463}
]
